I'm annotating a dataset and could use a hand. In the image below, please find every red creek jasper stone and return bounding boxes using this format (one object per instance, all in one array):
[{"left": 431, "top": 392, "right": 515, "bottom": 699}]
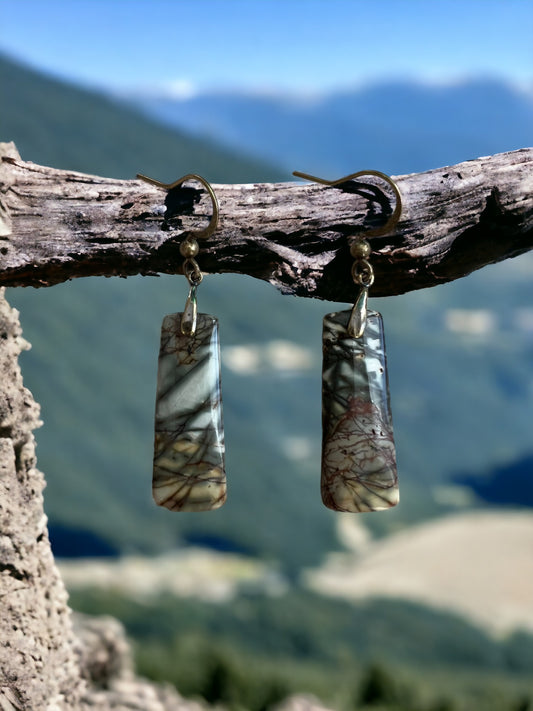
[
  {"left": 153, "top": 313, "right": 226, "bottom": 512},
  {"left": 321, "top": 309, "right": 399, "bottom": 512}
]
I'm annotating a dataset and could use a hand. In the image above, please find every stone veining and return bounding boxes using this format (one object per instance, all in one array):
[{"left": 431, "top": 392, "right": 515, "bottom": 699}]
[
  {"left": 321, "top": 309, "right": 398, "bottom": 512},
  {"left": 153, "top": 313, "right": 226, "bottom": 511}
]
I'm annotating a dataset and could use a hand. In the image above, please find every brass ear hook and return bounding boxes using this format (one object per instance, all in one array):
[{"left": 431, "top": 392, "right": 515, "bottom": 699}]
[
  {"left": 137, "top": 172, "right": 220, "bottom": 240},
  {"left": 292, "top": 169, "right": 401, "bottom": 237}
]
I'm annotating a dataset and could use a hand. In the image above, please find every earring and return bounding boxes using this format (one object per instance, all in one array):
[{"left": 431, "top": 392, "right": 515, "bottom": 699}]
[
  {"left": 293, "top": 170, "right": 401, "bottom": 512},
  {"left": 137, "top": 172, "right": 226, "bottom": 512}
]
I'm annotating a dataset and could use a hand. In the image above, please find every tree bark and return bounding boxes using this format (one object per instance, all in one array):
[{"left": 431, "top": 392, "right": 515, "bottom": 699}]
[{"left": 1, "top": 142, "right": 532, "bottom": 300}]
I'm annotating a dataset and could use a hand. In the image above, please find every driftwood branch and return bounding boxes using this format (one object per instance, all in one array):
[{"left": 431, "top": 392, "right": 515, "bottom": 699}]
[{"left": 1, "top": 142, "right": 532, "bottom": 299}]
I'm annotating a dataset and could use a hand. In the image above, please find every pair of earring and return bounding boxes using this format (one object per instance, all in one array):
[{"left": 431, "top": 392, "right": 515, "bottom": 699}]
[{"left": 138, "top": 169, "right": 401, "bottom": 514}]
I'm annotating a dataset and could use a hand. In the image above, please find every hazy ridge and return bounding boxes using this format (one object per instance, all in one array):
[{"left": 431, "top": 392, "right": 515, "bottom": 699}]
[{"left": 126, "top": 78, "right": 533, "bottom": 176}]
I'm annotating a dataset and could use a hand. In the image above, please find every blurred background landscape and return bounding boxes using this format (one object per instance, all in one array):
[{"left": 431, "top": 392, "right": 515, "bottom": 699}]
[{"left": 1, "top": 1, "right": 533, "bottom": 708}]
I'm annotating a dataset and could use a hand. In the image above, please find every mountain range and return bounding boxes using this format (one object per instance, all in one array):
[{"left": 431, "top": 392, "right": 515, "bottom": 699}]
[
  {"left": 1, "top": 53, "right": 533, "bottom": 572},
  {"left": 124, "top": 79, "right": 533, "bottom": 177},
  {"left": 0, "top": 53, "right": 285, "bottom": 183}
]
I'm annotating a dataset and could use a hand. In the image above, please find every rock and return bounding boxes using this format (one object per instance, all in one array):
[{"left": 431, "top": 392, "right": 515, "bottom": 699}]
[
  {"left": 0, "top": 288, "right": 210, "bottom": 711},
  {"left": 274, "top": 694, "right": 332, "bottom": 711},
  {"left": 73, "top": 614, "right": 134, "bottom": 688},
  {"left": 0, "top": 287, "right": 83, "bottom": 709}
]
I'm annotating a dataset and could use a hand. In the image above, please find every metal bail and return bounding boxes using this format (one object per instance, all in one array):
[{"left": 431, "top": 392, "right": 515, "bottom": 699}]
[
  {"left": 181, "top": 284, "right": 198, "bottom": 336},
  {"left": 348, "top": 287, "right": 368, "bottom": 338}
]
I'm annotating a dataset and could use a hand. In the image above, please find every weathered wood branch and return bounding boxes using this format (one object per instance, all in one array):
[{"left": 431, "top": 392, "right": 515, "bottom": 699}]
[{"left": 1, "top": 142, "right": 532, "bottom": 299}]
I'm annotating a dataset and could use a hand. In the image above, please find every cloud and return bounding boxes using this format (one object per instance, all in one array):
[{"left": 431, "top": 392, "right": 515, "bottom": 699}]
[
  {"left": 162, "top": 78, "right": 197, "bottom": 100},
  {"left": 222, "top": 340, "right": 313, "bottom": 375},
  {"left": 120, "top": 78, "right": 197, "bottom": 100}
]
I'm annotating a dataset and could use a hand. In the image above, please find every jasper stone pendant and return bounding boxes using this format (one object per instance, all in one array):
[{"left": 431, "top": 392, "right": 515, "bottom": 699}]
[
  {"left": 321, "top": 310, "right": 398, "bottom": 512},
  {"left": 153, "top": 313, "right": 226, "bottom": 511}
]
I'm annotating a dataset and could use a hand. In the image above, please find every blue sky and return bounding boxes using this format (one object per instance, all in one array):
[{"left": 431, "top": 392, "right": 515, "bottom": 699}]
[{"left": 1, "top": 0, "right": 532, "bottom": 94}]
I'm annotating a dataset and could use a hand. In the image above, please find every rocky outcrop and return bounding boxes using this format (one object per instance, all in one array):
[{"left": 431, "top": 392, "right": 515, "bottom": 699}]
[
  {"left": 0, "top": 287, "right": 82, "bottom": 709},
  {"left": 74, "top": 613, "right": 205, "bottom": 711},
  {"left": 274, "top": 695, "right": 332, "bottom": 711},
  {"left": 0, "top": 289, "right": 207, "bottom": 711}
]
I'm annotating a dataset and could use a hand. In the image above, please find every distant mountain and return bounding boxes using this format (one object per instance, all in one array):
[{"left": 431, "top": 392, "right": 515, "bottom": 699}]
[
  {"left": 0, "top": 54, "right": 287, "bottom": 182},
  {"left": 125, "top": 79, "right": 533, "bottom": 176},
  {"left": 3, "top": 53, "right": 533, "bottom": 568}
]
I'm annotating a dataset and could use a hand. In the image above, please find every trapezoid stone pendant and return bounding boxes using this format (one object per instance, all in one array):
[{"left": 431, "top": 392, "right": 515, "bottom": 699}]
[
  {"left": 321, "top": 309, "right": 399, "bottom": 512},
  {"left": 153, "top": 312, "right": 226, "bottom": 511}
]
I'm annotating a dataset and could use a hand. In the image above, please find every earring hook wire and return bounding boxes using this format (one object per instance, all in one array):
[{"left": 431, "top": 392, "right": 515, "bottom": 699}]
[
  {"left": 137, "top": 172, "right": 219, "bottom": 240},
  {"left": 293, "top": 169, "right": 401, "bottom": 237}
]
